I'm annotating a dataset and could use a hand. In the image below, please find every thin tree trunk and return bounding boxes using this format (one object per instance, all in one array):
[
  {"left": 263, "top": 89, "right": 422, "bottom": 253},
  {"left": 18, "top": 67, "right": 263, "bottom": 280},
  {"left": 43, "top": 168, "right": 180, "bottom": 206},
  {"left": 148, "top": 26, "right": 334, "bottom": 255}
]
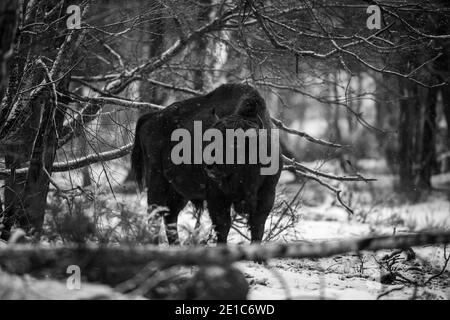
[
  {"left": 398, "top": 78, "right": 415, "bottom": 196},
  {"left": 21, "top": 89, "right": 58, "bottom": 232},
  {"left": 375, "top": 73, "right": 399, "bottom": 171},
  {"left": 80, "top": 135, "right": 92, "bottom": 187},
  {"left": 330, "top": 73, "right": 342, "bottom": 143},
  {"left": 443, "top": 87, "right": 450, "bottom": 149},
  {"left": 1, "top": 1, "right": 25, "bottom": 231},
  {"left": 125, "top": 4, "right": 165, "bottom": 183},
  {"left": 417, "top": 88, "right": 437, "bottom": 189},
  {"left": 0, "top": 0, "right": 18, "bottom": 95},
  {"left": 192, "top": 0, "right": 212, "bottom": 91}
]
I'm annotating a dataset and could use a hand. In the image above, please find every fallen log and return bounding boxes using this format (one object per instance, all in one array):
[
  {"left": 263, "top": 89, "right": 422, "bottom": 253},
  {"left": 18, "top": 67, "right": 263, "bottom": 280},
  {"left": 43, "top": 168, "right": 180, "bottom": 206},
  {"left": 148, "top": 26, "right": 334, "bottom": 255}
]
[{"left": 0, "top": 231, "right": 449, "bottom": 286}]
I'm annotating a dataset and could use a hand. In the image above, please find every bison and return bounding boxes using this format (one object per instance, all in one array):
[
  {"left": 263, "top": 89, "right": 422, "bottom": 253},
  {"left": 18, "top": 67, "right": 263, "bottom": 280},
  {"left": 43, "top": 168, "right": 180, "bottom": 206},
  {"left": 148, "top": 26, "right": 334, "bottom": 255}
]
[{"left": 131, "top": 83, "right": 281, "bottom": 244}]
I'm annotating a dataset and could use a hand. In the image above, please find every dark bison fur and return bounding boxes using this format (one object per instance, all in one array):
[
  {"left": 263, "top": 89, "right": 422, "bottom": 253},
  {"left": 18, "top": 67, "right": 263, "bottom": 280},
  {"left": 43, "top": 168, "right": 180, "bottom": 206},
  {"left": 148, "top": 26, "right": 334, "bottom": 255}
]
[{"left": 132, "top": 84, "right": 281, "bottom": 244}]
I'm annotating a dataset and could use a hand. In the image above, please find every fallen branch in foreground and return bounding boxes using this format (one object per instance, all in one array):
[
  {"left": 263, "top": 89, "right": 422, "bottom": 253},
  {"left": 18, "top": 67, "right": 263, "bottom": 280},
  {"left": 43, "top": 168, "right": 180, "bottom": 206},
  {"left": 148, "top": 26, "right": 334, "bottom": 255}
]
[{"left": 0, "top": 232, "right": 449, "bottom": 286}]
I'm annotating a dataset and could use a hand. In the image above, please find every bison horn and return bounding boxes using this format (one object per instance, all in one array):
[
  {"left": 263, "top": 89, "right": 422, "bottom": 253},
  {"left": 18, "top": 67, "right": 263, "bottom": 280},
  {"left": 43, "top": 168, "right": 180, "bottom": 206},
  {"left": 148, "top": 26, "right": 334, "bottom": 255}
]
[{"left": 211, "top": 108, "right": 220, "bottom": 121}]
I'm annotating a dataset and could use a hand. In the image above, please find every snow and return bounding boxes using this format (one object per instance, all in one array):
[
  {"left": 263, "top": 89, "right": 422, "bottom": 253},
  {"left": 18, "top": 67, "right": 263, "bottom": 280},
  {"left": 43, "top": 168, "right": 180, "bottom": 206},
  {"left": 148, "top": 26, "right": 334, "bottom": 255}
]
[{"left": 46, "top": 161, "right": 450, "bottom": 300}]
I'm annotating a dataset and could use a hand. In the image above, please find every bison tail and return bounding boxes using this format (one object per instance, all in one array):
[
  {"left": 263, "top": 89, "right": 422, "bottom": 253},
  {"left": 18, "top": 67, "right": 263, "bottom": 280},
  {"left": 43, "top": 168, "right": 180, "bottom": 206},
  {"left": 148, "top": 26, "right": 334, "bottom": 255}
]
[
  {"left": 131, "top": 132, "right": 144, "bottom": 191},
  {"left": 131, "top": 115, "right": 151, "bottom": 191}
]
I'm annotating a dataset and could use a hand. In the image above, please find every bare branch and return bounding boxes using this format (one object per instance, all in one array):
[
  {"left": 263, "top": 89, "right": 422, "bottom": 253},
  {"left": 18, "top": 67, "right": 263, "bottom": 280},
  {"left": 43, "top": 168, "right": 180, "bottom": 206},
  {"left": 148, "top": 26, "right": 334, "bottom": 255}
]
[
  {"left": 272, "top": 117, "right": 343, "bottom": 148},
  {"left": 283, "top": 155, "right": 376, "bottom": 182},
  {"left": 70, "top": 95, "right": 163, "bottom": 111},
  {"left": 104, "top": 8, "right": 236, "bottom": 94},
  {"left": 139, "top": 78, "right": 203, "bottom": 96},
  {"left": 284, "top": 165, "right": 354, "bottom": 214},
  {"left": 0, "top": 143, "right": 133, "bottom": 178}
]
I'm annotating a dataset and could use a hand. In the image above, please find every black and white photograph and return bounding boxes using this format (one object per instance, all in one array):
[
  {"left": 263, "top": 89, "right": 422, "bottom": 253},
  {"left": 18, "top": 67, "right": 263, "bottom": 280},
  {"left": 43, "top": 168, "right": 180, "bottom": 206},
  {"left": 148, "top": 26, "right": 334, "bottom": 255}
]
[{"left": 0, "top": 0, "right": 449, "bottom": 307}]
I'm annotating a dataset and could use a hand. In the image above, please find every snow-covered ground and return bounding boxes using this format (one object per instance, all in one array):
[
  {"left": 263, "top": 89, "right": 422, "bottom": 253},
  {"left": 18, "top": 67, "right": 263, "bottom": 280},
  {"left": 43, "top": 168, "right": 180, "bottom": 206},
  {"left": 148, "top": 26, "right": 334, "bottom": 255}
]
[{"left": 48, "top": 160, "right": 450, "bottom": 300}]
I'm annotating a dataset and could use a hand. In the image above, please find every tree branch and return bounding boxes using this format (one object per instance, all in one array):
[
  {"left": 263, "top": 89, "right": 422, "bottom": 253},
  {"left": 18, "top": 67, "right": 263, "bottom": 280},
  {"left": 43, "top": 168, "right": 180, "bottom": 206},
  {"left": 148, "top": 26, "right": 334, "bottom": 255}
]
[
  {"left": 0, "top": 232, "right": 449, "bottom": 274},
  {"left": 272, "top": 117, "right": 343, "bottom": 148},
  {"left": 0, "top": 143, "right": 133, "bottom": 178},
  {"left": 283, "top": 155, "right": 376, "bottom": 182}
]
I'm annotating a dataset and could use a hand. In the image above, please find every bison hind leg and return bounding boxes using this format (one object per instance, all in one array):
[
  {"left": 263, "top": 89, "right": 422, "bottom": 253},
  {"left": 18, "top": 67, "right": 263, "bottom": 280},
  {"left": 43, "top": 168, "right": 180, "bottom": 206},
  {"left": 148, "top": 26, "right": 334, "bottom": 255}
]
[
  {"left": 249, "top": 179, "right": 278, "bottom": 243},
  {"left": 163, "top": 191, "right": 187, "bottom": 245},
  {"left": 206, "top": 189, "right": 232, "bottom": 244},
  {"left": 146, "top": 171, "right": 187, "bottom": 245}
]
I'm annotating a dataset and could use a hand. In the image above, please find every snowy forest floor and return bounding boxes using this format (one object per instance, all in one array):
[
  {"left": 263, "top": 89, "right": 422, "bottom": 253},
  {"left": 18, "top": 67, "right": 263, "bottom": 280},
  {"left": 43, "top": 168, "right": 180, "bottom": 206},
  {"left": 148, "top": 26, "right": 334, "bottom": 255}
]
[
  {"left": 204, "top": 172, "right": 449, "bottom": 300},
  {"left": 4, "top": 159, "right": 449, "bottom": 300},
  {"left": 244, "top": 168, "right": 450, "bottom": 300}
]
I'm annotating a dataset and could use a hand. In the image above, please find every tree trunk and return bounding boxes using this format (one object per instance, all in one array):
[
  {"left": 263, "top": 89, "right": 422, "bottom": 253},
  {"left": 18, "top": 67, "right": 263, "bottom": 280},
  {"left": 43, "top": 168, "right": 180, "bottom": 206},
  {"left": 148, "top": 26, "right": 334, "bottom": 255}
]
[
  {"left": 21, "top": 88, "right": 64, "bottom": 233},
  {"left": 192, "top": 0, "right": 212, "bottom": 91},
  {"left": 79, "top": 129, "right": 92, "bottom": 187},
  {"left": 375, "top": 73, "right": 399, "bottom": 172},
  {"left": 0, "top": 0, "right": 18, "bottom": 95},
  {"left": 1, "top": 1, "right": 85, "bottom": 238},
  {"left": 125, "top": 3, "right": 165, "bottom": 183},
  {"left": 397, "top": 76, "right": 436, "bottom": 198},
  {"left": 417, "top": 88, "right": 437, "bottom": 188},
  {"left": 443, "top": 87, "right": 450, "bottom": 149},
  {"left": 398, "top": 78, "right": 420, "bottom": 197},
  {"left": 329, "top": 73, "right": 342, "bottom": 143}
]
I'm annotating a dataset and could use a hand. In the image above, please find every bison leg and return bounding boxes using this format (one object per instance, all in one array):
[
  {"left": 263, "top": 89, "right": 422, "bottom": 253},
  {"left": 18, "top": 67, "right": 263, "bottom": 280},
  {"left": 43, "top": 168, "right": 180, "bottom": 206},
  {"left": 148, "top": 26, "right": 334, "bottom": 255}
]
[
  {"left": 163, "top": 190, "right": 187, "bottom": 245},
  {"left": 249, "top": 179, "right": 277, "bottom": 243},
  {"left": 248, "top": 210, "right": 269, "bottom": 243},
  {"left": 146, "top": 170, "right": 186, "bottom": 245},
  {"left": 207, "top": 190, "right": 232, "bottom": 244}
]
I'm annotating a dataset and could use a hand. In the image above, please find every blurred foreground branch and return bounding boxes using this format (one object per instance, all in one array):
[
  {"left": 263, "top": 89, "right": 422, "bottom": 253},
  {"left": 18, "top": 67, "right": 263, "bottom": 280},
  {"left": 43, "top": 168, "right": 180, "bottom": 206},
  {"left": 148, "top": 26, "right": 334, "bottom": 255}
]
[
  {"left": 0, "top": 270, "right": 132, "bottom": 300},
  {"left": 0, "top": 232, "right": 449, "bottom": 285}
]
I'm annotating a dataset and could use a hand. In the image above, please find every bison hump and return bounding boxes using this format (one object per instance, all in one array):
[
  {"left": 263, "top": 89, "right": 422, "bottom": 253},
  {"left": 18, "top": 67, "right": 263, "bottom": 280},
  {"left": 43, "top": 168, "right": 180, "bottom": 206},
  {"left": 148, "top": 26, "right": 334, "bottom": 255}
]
[{"left": 234, "top": 91, "right": 266, "bottom": 119}]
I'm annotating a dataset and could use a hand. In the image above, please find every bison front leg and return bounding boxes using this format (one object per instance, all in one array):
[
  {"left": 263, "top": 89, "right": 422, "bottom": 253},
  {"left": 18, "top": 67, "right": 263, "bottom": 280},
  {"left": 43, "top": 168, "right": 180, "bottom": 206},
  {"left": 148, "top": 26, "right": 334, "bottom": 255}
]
[
  {"left": 249, "top": 180, "right": 277, "bottom": 243},
  {"left": 207, "top": 189, "right": 232, "bottom": 244}
]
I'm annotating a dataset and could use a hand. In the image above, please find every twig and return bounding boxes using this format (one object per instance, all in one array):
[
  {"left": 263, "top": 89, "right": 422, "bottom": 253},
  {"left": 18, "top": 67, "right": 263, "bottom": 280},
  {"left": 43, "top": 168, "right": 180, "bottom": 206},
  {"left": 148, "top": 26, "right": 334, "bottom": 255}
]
[
  {"left": 377, "top": 285, "right": 405, "bottom": 300},
  {"left": 424, "top": 245, "right": 449, "bottom": 285}
]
